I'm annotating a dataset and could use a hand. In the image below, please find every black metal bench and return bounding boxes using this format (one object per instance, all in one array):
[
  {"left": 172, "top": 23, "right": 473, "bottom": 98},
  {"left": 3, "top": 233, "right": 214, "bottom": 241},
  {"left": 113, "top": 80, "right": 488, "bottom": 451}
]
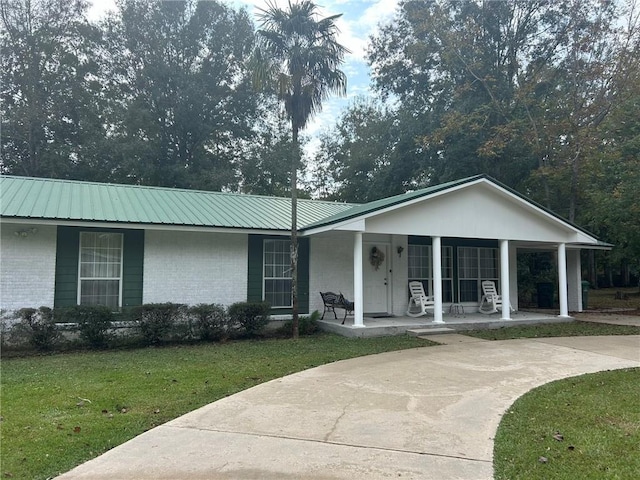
[{"left": 320, "top": 291, "right": 354, "bottom": 324}]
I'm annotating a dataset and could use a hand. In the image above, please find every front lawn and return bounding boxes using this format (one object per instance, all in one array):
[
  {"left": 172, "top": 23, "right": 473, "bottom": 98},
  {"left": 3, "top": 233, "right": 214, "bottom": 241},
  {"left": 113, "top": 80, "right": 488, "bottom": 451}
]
[
  {"left": 494, "top": 367, "right": 640, "bottom": 479},
  {"left": 586, "top": 286, "right": 640, "bottom": 310},
  {"left": 0, "top": 334, "right": 433, "bottom": 480},
  {"left": 464, "top": 321, "right": 640, "bottom": 340}
]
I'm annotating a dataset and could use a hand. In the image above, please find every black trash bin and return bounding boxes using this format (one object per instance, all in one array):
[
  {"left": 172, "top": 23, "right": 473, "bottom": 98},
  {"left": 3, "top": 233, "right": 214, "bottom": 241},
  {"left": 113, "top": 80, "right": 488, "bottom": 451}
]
[
  {"left": 581, "top": 281, "right": 590, "bottom": 309},
  {"left": 537, "top": 282, "right": 554, "bottom": 308}
]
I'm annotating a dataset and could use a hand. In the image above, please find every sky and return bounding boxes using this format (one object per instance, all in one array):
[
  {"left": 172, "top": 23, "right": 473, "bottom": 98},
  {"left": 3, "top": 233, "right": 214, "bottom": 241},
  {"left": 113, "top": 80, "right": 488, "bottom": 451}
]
[{"left": 88, "top": 0, "right": 401, "bottom": 154}]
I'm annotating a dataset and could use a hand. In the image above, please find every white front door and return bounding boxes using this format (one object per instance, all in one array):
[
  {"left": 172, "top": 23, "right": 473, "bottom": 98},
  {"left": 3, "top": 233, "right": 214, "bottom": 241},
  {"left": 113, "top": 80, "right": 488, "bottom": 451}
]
[{"left": 363, "top": 243, "right": 390, "bottom": 313}]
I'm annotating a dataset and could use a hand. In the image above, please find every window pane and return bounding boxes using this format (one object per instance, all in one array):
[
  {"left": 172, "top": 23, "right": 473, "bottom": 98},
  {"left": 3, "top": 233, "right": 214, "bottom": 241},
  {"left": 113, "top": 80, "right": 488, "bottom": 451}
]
[
  {"left": 457, "top": 247, "right": 498, "bottom": 302},
  {"left": 479, "top": 248, "right": 498, "bottom": 279},
  {"left": 408, "top": 245, "right": 430, "bottom": 279},
  {"left": 458, "top": 247, "right": 478, "bottom": 278},
  {"left": 460, "top": 279, "right": 478, "bottom": 302},
  {"left": 264, "top": 279, "right": 292, "bottom": 307},
  {"left": 79, "top": 232, "right": 122, "bottom": 308},
  {"left": 263, "top": 240, "right": 292, "bottom": 307},
  {"left": 80, "top": 280, "right": 120, "bottom": 308}
]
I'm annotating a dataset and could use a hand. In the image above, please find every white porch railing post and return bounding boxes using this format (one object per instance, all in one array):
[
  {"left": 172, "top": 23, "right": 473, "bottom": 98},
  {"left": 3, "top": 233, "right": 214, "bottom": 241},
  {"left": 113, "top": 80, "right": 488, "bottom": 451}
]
[
  {"left": 499, "top": 239, "right": 511, "bottom": 320},
  {"left": 432, "top": 236, "right": 444, "bottom": 324},
  {"left": 353, "top": 232, "right": 364, "bottom": 327},
  {"left": 558, "top": 243, "right": 569, "bottom": 317}
]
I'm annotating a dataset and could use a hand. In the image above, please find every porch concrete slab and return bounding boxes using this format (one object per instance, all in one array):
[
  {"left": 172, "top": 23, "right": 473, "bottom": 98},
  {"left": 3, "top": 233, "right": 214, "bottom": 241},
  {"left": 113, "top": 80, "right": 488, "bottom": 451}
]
[
  {"left": 57, "top": 336, "right": 639, "bottom": 480},
  {"left": 319, "top": 311, "right": 572, "bottom": 338}
]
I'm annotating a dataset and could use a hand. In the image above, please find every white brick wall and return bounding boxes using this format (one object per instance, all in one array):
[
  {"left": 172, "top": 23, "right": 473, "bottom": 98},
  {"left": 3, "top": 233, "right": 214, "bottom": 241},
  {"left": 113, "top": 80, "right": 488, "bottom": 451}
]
[
  {"left": 309, "top": 233, "right": 411, "bottom": 316},
  {"left": 143, "top": 230, "right": 248, "bottom": 306},
  {"left": 309, "top": 233, "right": 354, "bottom": 314},
  {"left": 0, "top": 224, "right": 57, "bottom": 311}
]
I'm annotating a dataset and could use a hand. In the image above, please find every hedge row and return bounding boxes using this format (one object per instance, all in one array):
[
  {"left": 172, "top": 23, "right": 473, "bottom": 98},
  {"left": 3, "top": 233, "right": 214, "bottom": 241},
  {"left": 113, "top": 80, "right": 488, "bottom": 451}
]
[{"left": 1, "top": 301, "right": 273, "bottom": 351}]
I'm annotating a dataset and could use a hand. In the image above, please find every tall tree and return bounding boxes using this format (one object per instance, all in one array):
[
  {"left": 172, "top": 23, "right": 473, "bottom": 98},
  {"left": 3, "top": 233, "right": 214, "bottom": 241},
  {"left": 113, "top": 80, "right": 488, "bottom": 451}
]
[
  {"left": 522, "top": 0, "right": 637, "bottom": 221},
  {"left": 312, "top": 97, "right": 419, "bottom": 202},
  {"left": 101, "top": 0, "right": 257, "bottom": 189},
  {"left": 253, "top": 0, "right": 347, "bottom": 338},
  {"left": 0, "top": 0, "right": 102, "bottom": 178},
  {"left": 238, "top": 97, "right": 303, "bottom": 197},
  {"left": 368, "top": 0, "right": 558, "bottom": 188}
]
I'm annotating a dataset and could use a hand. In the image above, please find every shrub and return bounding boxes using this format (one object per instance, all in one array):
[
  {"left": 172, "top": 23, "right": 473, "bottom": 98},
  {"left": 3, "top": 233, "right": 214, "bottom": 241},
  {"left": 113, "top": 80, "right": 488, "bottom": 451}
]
[
  {"left": 0, "top": 309, "right": 16, "bottom": 351},
  {"left": 131, "top": 303, "right": 187, "bottom": 345},
  {"left": 15, "top": 307, "right": 60, "bottom": 351},
  {"left": 58, "top": 305, "right": 114, "bottom": 348},
  {"left": 228, "top": 301, "right": 270, "bottom": 336},
  {"left": 279, "top": 310, "right": 321, "bottom": 336},
  {"left": 189, "top": 303, "right": 228, "bottom": 341}
]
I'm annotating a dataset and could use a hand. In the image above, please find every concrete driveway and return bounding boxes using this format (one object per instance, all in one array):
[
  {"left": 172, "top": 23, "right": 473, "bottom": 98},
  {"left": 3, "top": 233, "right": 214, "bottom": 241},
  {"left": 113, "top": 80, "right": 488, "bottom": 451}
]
[{"left": 57, "top": 335, "right": 640, "bottom": 480}]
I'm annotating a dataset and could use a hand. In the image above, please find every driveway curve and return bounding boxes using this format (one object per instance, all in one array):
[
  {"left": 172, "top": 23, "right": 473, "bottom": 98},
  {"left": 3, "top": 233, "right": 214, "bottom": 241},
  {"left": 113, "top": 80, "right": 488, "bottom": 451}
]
[{"left": 58, "top": 335, "right": 639, "bottom": 480}]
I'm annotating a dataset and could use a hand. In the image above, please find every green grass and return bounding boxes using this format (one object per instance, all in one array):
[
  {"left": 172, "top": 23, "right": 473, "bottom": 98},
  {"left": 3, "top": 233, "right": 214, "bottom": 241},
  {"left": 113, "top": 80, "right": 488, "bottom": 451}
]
[
  {"left": 464, "top": 321, "right": 640, "bottom": 340},
  {"left": 0, "top": 333, "right": 433, "bottom": 479},
  {"left": 587, "top": 287, "right": 640, "bottom": 310},
  {"left": 494, "top": 367, "right": 640, "bottom": 480}
]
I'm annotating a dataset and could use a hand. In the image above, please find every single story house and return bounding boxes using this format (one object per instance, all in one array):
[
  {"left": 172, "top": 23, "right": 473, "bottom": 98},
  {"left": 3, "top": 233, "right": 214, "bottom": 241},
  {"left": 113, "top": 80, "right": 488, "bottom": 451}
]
[{"left": 0, "top": 175, "right": 607, "bottom": 325}]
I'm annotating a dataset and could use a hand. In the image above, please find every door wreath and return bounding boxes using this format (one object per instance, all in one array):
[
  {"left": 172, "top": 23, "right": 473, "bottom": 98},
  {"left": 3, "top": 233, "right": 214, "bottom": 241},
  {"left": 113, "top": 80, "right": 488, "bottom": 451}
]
[{"left": 369, "top": 246, "right": 385, "bottom": 270}]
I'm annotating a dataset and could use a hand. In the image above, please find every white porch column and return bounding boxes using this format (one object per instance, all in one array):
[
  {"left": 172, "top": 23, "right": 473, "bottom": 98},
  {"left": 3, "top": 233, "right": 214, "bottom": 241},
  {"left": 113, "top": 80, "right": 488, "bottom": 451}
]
[
  {"left": 557, "top": 243, "right": 570, "bottom": 317},
  {"left": 508, "top": 243, "right": 519, "bottom": 311},
  {"left": 432, "top": 236, "right": 444, "bottom": 324},
  {"left": 499, "top": 239, "right": 511, "bottom": 320},
  {"left": 353, "top": 232, "right": 365, "bottom": 327},
  {"left": 567, "top": 249, "right": 583, "bottom": 312}
]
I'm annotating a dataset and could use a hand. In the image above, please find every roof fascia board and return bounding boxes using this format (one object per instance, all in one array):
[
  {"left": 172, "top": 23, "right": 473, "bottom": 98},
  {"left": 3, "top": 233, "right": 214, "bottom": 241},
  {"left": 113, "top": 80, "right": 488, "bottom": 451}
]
[
  {"left": 0, "top": 217, "right": 290, "bottom": 236},
  {"left": 302, "top": 218, "right": 366, "bottom": 236},
  {"left": 514, "top": 241, "right": 612, "bottom": 251}
]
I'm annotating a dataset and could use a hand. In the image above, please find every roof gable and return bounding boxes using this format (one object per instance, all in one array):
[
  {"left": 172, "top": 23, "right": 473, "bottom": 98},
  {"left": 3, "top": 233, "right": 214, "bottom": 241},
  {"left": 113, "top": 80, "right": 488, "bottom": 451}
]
[{"left": 303, "top": 176, "right": 602, "bottom": 245}]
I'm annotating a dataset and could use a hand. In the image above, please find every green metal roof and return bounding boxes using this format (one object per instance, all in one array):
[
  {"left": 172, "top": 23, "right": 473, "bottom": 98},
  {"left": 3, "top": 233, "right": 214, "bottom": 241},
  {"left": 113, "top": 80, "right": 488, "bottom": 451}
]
[
  {"left": 0, "top": 176, "right": 354, "bottom": 231},
  {"left": 0, "top": 175, "right": 605, "bottom": 245}
]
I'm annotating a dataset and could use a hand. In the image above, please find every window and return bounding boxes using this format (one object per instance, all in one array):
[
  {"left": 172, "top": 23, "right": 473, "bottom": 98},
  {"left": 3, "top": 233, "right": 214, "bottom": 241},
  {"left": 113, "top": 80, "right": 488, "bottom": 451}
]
[
  {"left": 263, "top": 239, "right": 292, "bottom": 308},
  {"left": 457, "top": 247, "right": 498, "bottom": 302},
  {"left": 78, "top": 232, "right": 123, "bottom": 308},
  {"left": 408, "top": 244, "right": 453, "bottom": 302}
]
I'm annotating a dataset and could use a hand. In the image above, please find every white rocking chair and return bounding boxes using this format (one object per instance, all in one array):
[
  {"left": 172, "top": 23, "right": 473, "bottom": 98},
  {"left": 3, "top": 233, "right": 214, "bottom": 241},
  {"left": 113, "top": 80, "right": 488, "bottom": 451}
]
[
  {"left": 406, "top": 281, "right": 435, "bottom": 317},
  {"left": 478, "top": 280, "right": 514, "bottom": 314}
]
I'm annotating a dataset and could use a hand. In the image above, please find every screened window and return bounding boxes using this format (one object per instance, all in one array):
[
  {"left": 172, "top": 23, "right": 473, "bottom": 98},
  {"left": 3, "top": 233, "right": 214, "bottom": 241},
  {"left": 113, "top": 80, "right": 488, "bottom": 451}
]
[
  {"left": 457, "top": 247, "right": 499, "bottom": 302},
  {"left": 408, "top": 244, "right": 453, "bottom": 302},
  {"left": 263, "top": 239, "right": 292, "bottom": 308},
  {"left": 78, "top": 232, "right": 123, "bottom": 308}
]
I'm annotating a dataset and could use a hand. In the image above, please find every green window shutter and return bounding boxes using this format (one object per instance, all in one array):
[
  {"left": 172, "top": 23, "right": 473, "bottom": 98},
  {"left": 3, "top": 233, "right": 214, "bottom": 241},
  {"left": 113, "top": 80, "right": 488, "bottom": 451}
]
[
  {"left": 247, "top": 234, "right": 309, "bottom": 315},
  {"left": 54, "top": 227, "right": 80, "bottom": 308},
  {"left": 122, "top": 230, "right": 144, "bottom": 307},
  {"left": 247, "top": 235, "right": 264, "bottom": 303},
  {"left": 297, "top": 237, "right": 310, "bottom": 314},
  {"left": 54, "top": 227, "right": 144, "bottom": 308}
]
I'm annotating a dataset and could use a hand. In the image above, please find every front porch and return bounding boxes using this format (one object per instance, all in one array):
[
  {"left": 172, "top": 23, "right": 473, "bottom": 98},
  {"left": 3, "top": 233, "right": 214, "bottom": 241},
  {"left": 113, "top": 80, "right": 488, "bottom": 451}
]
[{"left": 318, "top": 310, "right": 573, "bottom": 338}]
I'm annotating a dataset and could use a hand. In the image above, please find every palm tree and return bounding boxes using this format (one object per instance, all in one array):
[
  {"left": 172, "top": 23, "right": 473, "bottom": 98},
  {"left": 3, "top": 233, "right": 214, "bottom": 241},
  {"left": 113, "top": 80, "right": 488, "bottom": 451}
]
[{"left": 253, "top": 0, "right": 348, "bottom": 338}]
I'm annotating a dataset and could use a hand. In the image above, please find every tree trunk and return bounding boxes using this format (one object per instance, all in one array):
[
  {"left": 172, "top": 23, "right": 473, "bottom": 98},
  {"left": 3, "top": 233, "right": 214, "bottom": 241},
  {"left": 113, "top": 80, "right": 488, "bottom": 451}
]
[{"left": 290, "top": 124, "right": 299, "bottom": 339}]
